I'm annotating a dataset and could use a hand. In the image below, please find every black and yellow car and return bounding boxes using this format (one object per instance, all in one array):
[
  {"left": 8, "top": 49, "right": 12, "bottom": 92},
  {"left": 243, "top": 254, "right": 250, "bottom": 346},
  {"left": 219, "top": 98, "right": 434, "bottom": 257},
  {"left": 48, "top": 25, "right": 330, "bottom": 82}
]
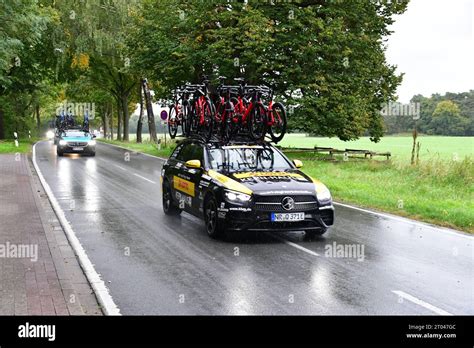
[{"left": 161, "top": 138, "right": 334, "bottom": 239}]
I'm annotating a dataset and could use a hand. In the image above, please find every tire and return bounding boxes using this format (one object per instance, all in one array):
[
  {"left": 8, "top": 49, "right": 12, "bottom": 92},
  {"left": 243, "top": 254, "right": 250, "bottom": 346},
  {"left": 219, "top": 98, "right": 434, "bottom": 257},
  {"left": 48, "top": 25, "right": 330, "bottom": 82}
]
[
  {"left": 189, "top": 103, "right": 199, "bottom": 137},
  {"left": 268, "top": 102, "right": 287, "bottom": 143},
  {"left": 162, "top": 180, "right": 181, "bottom": 216},
  {"left": 204, "top": 195, "right": 224, "bottom": 239},
  {"left": 168, "top": 107, "right": 178, "bottom": 139},
  {"left": 305, "top": 228, "right": 328, "bottom": 239},
  {"left": 89, "top": 152, "right": 96, "bottom": 157},
  {"left": 57, "top": 149, "right": 64, "bottom": 157},
  {"left": 248, "top": 103, "right": 267, "bottom": 141},
  {"left": 181, "top": 102, "right": 190, "bottom": 136},
  {"left": 199, "top": 100, "right": 214, "bottom": 141}
]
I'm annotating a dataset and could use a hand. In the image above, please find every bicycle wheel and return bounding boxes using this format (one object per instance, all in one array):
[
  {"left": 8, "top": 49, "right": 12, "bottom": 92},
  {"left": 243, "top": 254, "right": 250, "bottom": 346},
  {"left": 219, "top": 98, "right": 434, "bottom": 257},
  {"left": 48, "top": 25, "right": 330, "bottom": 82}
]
[
  {"left": 199, "top": 100, "right": 214, "bottom": 141},
  {"left": 189, "top": 103, "right": 199, "bottom": 137},
  {"left": 268, "top": 102, "right": 287, "bottom": 143},
  {"left": 248, "top": 104, "right": 267, "bottom": 141},
  {"left": 181, "top": 101, "right": 190, "bottom": 136},
  {"left": 168, "top": 107, "right": 178, "bottom": 139},
  {"left": 215, "top": 102, "right": 225, "bottom": 139}
]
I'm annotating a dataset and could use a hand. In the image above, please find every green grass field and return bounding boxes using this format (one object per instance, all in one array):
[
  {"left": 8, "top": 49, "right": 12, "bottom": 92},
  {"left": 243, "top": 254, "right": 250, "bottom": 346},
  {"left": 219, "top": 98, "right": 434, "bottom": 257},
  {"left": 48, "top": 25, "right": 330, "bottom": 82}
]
[
  {"left": 280, "top": 134, "right": 473, "bottom": 162},
  {"left": 0, "top": 139, "right": 35, "bottom": 154},
  {"left": 98, "top": 138, "right": 175, "bottom": 158}
]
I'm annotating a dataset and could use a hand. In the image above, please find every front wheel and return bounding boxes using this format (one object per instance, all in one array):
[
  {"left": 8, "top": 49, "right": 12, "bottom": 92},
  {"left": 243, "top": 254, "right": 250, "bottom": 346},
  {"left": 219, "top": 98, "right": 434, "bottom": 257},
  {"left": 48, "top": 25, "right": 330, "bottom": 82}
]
[
  {"left": 162, "top": 181, "right": 181, "bottom": 216},
  {"left": 268, "top": 102, "right": 287, "bottom": 143},
  {"left": 204, "top": 196, "right": 224, "bottom": 239}
]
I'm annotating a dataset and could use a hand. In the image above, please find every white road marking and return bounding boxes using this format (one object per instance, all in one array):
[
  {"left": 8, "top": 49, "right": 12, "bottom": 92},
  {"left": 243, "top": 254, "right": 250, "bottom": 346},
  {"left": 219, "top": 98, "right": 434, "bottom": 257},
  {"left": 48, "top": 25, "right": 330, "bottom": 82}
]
[
  {"left": 133, "top": 173, "right": 156, "bottom": 184},
  {"left": 33, "top": 142, "right": 121, "bottom": 315},
  {"left": 270, "top": 234, "right": 320, "bottom": 257},
  {"left": 392, "top": 290, "right": 453, "bottom": 315},
  {"left": 334, "top": 202, "right": 472, "bottom": 240},
  {"left": 113, "top": 164, "right": 126, "bottom": 171}
]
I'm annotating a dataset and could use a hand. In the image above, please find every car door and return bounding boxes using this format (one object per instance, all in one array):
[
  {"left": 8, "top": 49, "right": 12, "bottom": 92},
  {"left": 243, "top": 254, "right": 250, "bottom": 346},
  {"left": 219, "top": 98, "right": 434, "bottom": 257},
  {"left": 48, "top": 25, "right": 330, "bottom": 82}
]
[{"left": 173, "top": 142, "right": 203, "bottom": 213}]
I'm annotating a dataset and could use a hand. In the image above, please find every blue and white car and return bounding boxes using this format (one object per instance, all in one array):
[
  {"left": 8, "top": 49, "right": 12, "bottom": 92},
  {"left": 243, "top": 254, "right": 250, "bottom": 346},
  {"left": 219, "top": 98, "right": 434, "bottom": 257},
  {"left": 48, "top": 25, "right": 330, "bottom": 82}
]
[{"left": 56, "top": 129, "right": 96, "bottom": 156}]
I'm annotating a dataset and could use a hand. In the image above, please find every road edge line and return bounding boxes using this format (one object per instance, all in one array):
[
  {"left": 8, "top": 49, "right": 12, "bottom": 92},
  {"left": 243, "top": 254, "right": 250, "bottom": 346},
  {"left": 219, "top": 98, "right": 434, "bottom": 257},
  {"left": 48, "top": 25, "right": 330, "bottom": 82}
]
[
  {"left": 392, "top": 290, "right": 453, "bottom": 316},
  {"left": 32, "top": 142, "right": 121, "bottom": 315}
]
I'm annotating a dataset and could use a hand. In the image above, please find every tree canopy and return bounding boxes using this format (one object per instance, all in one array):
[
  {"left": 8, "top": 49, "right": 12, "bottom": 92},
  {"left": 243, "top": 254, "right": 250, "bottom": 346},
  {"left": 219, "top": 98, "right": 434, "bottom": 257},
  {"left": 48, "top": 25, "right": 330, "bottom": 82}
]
[{"left": 1, "top": 0, "right": 411, "bottom": 141}]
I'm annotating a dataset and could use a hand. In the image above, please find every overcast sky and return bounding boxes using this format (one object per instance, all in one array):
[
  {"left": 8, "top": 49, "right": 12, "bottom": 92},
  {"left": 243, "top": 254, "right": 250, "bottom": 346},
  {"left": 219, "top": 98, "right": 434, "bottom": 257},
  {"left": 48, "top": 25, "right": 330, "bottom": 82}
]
[{"left": 385, "top": 0, "right": 474, "bottom": 103}]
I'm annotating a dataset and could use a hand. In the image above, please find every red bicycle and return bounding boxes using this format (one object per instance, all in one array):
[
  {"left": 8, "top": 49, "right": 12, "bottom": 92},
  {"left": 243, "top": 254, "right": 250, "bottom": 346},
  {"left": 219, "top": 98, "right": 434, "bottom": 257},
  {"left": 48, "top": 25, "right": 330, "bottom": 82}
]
[
  {"left": 263, "top": 88, "right": 287, "bottom": 143},
  {"left": 229, "top": 78, "right": 268, "bottom": 141},
  {"left": 188, "top": 78, "right": 214, "bottom": 141},
  {"left": 214, "top": 76, "right": 238, "bottom": 141},
  {"left": 168, "top": 88, "right": 189, "bottom": 139}
]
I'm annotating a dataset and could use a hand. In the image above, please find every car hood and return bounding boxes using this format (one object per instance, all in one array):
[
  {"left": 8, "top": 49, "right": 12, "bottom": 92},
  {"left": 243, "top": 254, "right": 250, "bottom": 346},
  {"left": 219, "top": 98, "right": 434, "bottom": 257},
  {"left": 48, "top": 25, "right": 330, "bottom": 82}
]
[
  {"left": 227, "top": 170, "right": 317, "bottom": 195},
  {"left": 61, "top": 136, "right": 91, "bottom": 142}
]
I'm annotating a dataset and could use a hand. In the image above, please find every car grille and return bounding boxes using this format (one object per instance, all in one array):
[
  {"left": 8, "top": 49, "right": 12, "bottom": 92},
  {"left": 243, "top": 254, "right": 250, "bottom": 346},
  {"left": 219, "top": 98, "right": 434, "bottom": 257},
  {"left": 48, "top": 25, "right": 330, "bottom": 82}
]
[
  {"left": 254, "top": 195, "right": 318, "bottom": 212},
  {"left": 67, "top": 141, "right": 88, "bottom": 147}
]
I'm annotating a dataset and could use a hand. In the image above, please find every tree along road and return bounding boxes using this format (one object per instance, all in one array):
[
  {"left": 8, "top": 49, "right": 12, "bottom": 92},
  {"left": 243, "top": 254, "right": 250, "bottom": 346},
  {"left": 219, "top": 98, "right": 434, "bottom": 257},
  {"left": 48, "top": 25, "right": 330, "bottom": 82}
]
[{"left": 33, "top": 141, "right": 473, "bottom": 315}]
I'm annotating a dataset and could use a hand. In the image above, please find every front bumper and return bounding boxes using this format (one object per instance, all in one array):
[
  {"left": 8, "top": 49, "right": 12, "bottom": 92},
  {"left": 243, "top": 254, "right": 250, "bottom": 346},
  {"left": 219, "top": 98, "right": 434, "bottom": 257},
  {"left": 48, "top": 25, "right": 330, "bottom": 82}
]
[
  {"left": 58, "top": 143, "right": 95, "bottom": 154},
  {"left": 219, "top": 203, "right": 335, "bottom": 232}
]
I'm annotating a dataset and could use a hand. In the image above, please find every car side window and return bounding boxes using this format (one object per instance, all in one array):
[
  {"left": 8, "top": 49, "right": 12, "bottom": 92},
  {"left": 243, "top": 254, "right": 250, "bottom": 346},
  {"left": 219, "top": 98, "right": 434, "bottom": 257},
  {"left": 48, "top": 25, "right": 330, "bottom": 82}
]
[
  {"left": 176, "top": 144, "right": 193, "bottom": 162},
  {"left": 170, "top": 144, "right": 183, "bottom": 159},
  {"left": 191, "top": 145, "right": 204, "bottom": 163}
]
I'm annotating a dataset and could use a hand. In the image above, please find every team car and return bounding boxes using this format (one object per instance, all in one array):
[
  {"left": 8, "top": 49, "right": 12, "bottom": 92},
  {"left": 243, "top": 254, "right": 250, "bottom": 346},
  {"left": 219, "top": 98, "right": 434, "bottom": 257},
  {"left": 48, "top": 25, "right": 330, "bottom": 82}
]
[
  {"left": 161, "top": 138, "right": 335, "bottom": 239},
  {"left": 56, "top": 129, "right": 96, "bottom": 156}
]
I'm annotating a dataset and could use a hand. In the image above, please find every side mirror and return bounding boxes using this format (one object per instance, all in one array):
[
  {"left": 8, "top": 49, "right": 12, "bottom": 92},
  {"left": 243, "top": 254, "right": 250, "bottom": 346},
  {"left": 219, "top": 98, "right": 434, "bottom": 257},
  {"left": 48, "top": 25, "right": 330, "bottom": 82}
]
[
  {"left": 293, "top": 159, "right": 303, "bottom": 168},
  {"left": 92, "top": 134, "right": 97, "bottom": 139},
  {"left": 185, "top": 159, "right": 201, "bottom": 169}
]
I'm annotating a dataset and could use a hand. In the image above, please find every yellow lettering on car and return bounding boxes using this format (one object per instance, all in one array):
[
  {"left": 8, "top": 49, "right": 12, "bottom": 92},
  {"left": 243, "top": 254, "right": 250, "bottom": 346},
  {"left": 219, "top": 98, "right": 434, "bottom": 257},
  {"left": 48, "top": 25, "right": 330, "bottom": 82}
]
[
  {"left": 233, "top": 172, "right": 304, "bottom": 179},
  {"left": 173, "top": 176, "right": 195, "bottom": 197},
  {"left": 207, "top": 170, "right": 252, "bottom": 195}
]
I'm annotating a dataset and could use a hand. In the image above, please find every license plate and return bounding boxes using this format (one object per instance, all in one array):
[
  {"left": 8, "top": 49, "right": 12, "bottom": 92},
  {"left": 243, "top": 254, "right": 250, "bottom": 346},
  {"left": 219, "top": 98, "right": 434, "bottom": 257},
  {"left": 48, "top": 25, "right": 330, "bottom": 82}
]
[
  {"left": 72, "top": 147, "right": 84, "bottom": 151},
  {"left": 271, "top": 212, "right": 305, "bottom": 222}
]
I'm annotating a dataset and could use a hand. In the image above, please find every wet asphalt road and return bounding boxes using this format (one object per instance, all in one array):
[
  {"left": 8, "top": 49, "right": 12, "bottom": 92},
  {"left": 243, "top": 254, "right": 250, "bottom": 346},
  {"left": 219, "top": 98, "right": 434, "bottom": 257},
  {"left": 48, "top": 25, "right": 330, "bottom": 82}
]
[{"left": 34, "top": 140, "right": 473, "bottom": 315}]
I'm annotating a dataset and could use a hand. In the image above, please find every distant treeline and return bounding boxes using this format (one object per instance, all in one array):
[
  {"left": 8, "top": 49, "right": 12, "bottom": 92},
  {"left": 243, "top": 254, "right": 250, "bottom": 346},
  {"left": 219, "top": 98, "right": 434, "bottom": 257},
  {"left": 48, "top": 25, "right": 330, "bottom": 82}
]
[{"left": 383, "top": 91, "right": 474, "bottom": 136}]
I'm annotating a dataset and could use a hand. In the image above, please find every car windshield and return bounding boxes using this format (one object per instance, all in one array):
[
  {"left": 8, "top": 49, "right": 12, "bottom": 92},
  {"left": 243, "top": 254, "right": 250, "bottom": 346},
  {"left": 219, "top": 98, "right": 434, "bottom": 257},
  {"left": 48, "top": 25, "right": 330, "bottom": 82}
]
[
  {"left": 63, "top": 131, "right": 88, "bottom": 137},
  {"left": 208, "top": 146, "right": 292, "bottom": 173}
]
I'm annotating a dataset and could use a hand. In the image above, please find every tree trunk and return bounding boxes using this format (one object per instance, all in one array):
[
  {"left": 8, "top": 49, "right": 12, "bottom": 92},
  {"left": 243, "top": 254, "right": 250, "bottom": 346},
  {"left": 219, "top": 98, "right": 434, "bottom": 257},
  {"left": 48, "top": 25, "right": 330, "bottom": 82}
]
[
  {"left": 116, "top": 97, "right": 122, "bottom": 141},
  {"left": 0, "top": 107, "right": 5, "bottom": 139},
  {"left": 35, "top": 104, "right": 41, "bottom": 131},
  {"left": 109, "top": 103, "right": 114, "bottom": 140},
  {"left": 122, "top": 94, "right": 129, "bottom": 141},
  {"left": 136, "top": 83, "right": 143, "bottom": 143},
  {"left": 142, "top": 78, "right": 157, "bottom": 142},
  {"left": 101, "top": 104, "right": 108, "bottom": 139}
]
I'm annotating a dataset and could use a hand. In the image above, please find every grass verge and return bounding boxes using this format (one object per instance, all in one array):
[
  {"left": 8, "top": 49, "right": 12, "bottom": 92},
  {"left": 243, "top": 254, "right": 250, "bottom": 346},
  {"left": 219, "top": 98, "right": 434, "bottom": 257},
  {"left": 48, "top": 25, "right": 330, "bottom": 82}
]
[
  {"left": 97, "top": 138, "right": 175, "bottom": 158},
  {"left": 0, "top": 139, "right": 38, "bottom": 154},
  {"left": 286, "top": 152, "right": 473, "bottom": 233}
]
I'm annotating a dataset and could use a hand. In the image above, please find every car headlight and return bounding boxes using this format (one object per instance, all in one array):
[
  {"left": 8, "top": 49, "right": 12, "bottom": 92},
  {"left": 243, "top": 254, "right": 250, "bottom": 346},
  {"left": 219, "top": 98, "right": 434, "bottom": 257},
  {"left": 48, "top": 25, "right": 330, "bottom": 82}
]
[
  {"left": 88, "top": 140, "right": 96, "bottom": 146},
  {"left": 224, "top": 190, "right": 251, "bottom": 203},
  {"left": 59, "top": 140, "right": 67, "bottom": 146},
  {"left": 316, "top": 185, "right": 332, "bottom": 202}
]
